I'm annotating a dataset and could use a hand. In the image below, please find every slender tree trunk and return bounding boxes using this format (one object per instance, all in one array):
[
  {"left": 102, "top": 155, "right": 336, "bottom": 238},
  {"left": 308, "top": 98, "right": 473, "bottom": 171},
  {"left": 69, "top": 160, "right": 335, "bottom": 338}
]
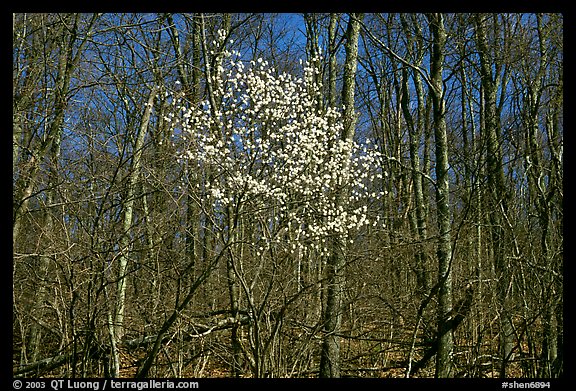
[
  {"left": 112, "top": 85, "right": 158, "bottom": 376},
  {"left": 319, "top": 12, "right": 362, "bottom": 379},
  {"left": 547, "top": 80, "right": 563, "bottom": 378},
  {"left": 426, "top": 13, "right": 454, "bottom": 378},
  {"left": 400, "top": 66, "right": 429, "bottom": 294},
  {"left": 226, "top": 207, "right": 243, "bottom": 377},
  {"left": 304, "top": 13, "right": 323, "bottom": 111},
  {"left": 327, "top": 13, "right": 338, "bottom": 109},
  {"left": 474, "top": 14, "right": 515, "bottom": 377}
]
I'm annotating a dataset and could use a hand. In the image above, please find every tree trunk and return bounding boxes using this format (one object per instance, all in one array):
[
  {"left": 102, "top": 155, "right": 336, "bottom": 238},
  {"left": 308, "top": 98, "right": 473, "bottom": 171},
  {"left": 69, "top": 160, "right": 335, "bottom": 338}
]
[
  {"left": 426, "top": 13, "right": 454, "bottom": 378},
  {"left": 226, "top": 208, "right": 243, "bottom": 377},
  {"left": 400, "top": 66, "right": 430, "bottom": 294},
  {"left": 319, "top": 12, "right": 362, "bottom": 379},
  {"left": 474, "top": 14, "right": 515, "bottom": 377},
  {"left": 327, "top": 13, "right": 339, "bottom": 109},
  {"left": 111, "top": 85, "right": 158, "bottom": 376}
]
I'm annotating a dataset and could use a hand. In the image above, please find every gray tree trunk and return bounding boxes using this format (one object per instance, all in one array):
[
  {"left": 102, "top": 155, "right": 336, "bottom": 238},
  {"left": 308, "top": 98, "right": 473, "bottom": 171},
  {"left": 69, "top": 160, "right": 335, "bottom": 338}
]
[
  {"left": 400, "top": 66, "right": 430, "bottom": 294},
  {"left": 474, "top": 14, "right": 515, "bottom": 377},
  {"left": 319, "top": 12, "right": 362, "bottom": 379},
  {"left": 327, "top": 13, "right": 339, "bottom": 109},
  {"left": 111, "top": 85, "right": 158, "bottom": 377},
  {"left": 426, "top": 13, "right": 454, "bottom": 378}
]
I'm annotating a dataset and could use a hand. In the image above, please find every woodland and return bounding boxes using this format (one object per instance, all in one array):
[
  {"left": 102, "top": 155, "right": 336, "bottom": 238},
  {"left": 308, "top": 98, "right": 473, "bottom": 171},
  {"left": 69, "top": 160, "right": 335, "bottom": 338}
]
[{"left": 12, "top": 13, "right": 563, "bottom": 379}]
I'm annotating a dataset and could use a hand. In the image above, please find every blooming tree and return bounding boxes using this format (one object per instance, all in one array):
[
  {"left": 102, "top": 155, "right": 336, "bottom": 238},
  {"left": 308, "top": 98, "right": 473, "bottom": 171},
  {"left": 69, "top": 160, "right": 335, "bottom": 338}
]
[{"left": 168, "top": 41, "right": 385, "bottom": 264}]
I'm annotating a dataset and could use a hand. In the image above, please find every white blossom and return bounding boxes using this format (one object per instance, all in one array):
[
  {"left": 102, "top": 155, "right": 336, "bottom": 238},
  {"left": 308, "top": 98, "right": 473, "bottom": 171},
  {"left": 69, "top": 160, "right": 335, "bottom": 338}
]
[{"left": 167, "top": 49, "right": 386, "bottom": 257}]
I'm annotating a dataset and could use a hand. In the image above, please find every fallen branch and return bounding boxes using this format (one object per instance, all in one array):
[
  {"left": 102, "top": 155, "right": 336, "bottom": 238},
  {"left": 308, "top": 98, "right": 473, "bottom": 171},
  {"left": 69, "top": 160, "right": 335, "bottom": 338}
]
[
  {"left": 14, "top": 352, "right": 78, "bottom": 377},
  {"left": 122, "top": 315, "right": 252, "bottom": 350}
]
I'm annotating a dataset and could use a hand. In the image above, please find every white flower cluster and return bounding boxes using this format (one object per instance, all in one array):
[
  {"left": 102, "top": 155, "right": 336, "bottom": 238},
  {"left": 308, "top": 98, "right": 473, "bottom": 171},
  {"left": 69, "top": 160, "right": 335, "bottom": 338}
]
[{"left": 169, "top": 50, "right": 385, "bottom": 257}]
